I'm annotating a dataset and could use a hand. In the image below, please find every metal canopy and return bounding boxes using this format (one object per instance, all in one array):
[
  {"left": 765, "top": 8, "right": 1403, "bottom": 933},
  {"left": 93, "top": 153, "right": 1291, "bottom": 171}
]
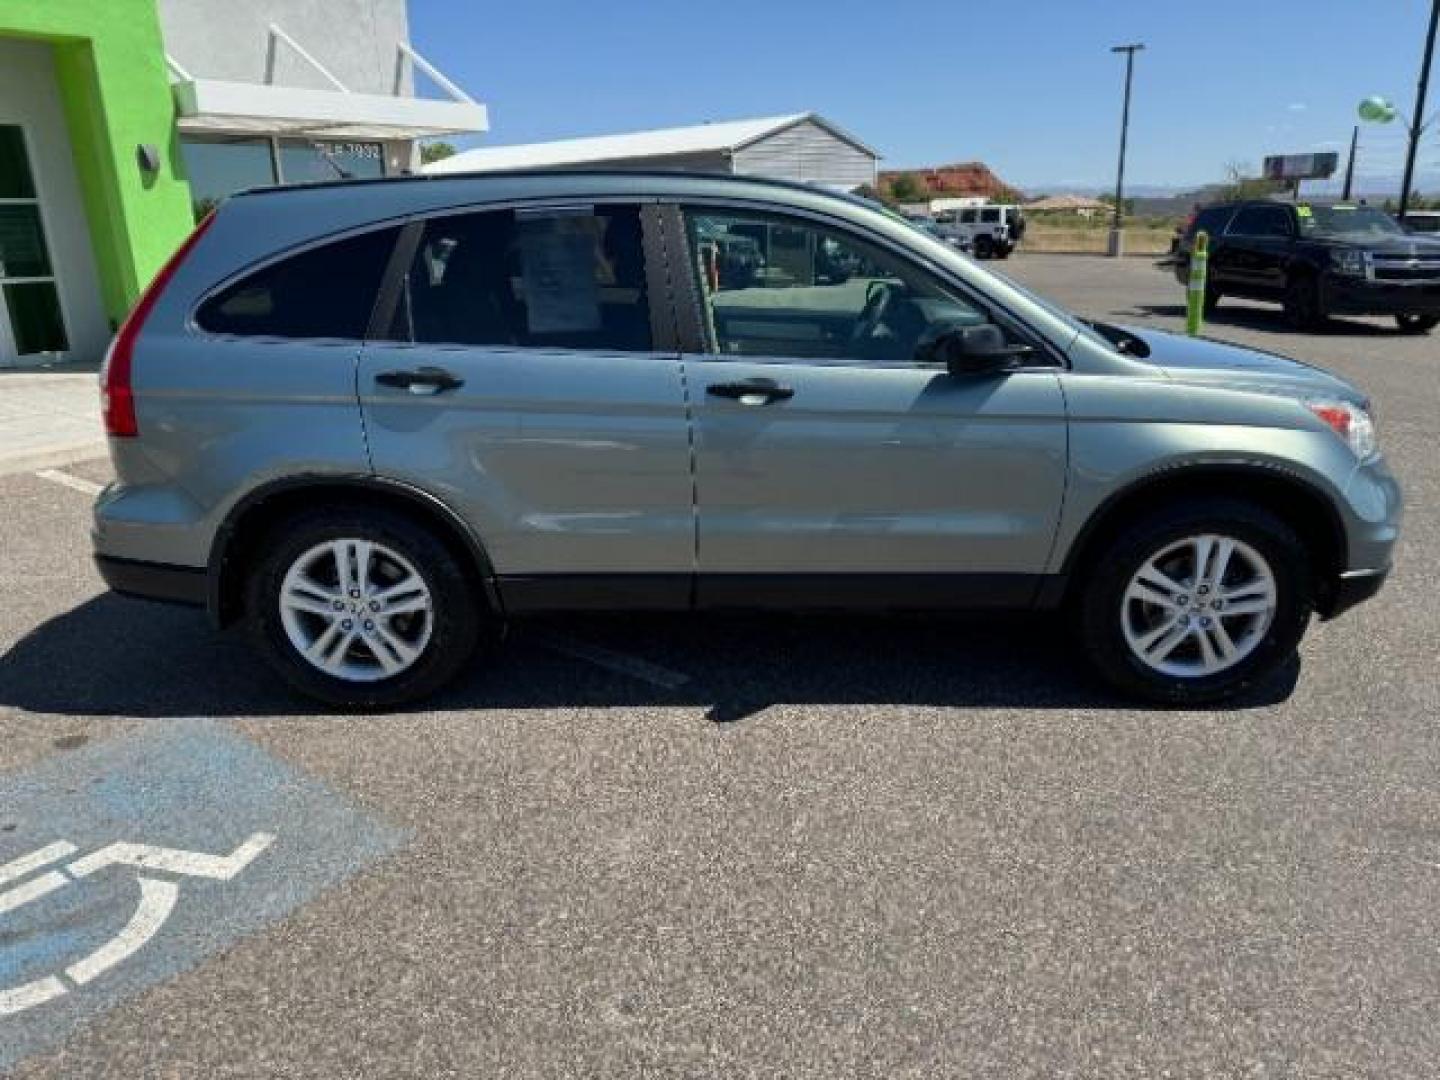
[
  {"left": 172, "top": 79, "right": 488, "bottom": 139},
  {"left": 168, "top": 30, "right": 488, "bottom": 140}
]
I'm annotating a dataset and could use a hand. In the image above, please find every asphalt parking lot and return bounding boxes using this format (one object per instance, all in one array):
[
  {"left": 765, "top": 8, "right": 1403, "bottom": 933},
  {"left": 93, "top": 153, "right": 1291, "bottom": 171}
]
[{"left": 1, "top": 253, "right": 1437, "bottom": 1077}]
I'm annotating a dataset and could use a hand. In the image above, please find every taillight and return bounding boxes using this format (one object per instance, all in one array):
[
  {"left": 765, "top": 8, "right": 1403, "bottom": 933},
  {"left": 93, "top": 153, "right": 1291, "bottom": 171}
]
[{"left": 102, "top": 212, "right": 216, "bottom": 437}]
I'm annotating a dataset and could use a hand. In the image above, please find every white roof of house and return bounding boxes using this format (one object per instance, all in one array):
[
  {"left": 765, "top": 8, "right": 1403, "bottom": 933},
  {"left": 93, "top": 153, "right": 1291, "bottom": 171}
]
[{"left": 423, "top": 113, "right": 877, "bottom": 174}]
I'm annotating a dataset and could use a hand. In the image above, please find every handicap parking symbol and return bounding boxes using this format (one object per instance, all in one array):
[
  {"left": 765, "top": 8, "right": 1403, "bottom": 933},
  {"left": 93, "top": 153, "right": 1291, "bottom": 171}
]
[
  {"left": 1, "top": 831, "right": 274, "bottom": 1015},
  {"left": 0, "top": 720, "right": 403, "bottom": 1071}
]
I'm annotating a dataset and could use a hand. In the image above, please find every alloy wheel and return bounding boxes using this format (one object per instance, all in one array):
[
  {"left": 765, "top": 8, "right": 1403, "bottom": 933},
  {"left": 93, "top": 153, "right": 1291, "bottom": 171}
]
[
  {"left": 1120, "top": 533, "right": 1277, "bottom": 679},
  {"left": 278, "top": 538, "right": 433, "bottom": 683}
]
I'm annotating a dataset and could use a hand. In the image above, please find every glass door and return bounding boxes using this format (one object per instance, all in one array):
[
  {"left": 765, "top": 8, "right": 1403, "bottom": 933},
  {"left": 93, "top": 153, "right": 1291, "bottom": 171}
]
[{"left": 0, "top": 124, "right": 68, "bottom": 361}]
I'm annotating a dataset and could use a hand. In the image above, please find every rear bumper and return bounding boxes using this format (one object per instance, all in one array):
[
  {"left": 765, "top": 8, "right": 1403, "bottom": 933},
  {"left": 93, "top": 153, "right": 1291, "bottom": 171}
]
[
  {"left": 95, "top": 555, "right": 206, "bottom": 607},
  {"left": 1323, "top": 275, "right": 1440, "bottom": 317},
  {"left": 1318, "top": 566, "right": 1389, "bottom": 620}
]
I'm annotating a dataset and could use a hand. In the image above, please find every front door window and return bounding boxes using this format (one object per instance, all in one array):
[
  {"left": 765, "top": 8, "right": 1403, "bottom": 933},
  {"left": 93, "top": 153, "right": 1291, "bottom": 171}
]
[
  {"left": 685, "top": 208, "right": 987, "bottom": 366},
  {"left": 0, "top": 125, "right": 68, "bottom": 358}
]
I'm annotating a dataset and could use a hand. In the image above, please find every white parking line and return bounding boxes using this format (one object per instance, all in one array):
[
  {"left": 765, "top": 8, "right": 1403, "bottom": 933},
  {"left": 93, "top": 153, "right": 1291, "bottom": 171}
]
[
  {"left": 0, "top": 871, "right": 68, "bottom": 917},
  {"left": 68, "top": 833, "right": 276, "bottom": 881},
  {"left": 536, "top": 633, "right": 690, "bottom": 690},
  {"left": 0, "top": 841, "right": 78, "bottom": 889},
  {"left": 0, "top": 976, "right": 66, "bottom": 1016},
  {"left": 65, "top": 877, "right": 179, "bottom": 986},
  {"left": 34, "top": 468, "right": 103, "bottom": 496}
]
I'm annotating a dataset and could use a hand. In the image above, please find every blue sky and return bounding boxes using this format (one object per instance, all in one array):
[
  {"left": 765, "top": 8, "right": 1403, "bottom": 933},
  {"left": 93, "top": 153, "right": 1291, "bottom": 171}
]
[{"left": 410, "top": 0, "right": 1440, "bottom": 194}]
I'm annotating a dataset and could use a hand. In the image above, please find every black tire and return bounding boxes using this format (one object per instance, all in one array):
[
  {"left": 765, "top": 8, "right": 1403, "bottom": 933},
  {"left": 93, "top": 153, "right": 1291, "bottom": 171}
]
[
  {"left": 1283, "top": 273, "right": 1325, "bottom": 331},
  {"left": 1203, "top": 284, "right": 1221, "bottom": 315},
  {"left": 973, "top": 235, "right": 995, "bottom": 259},
  {"left": 1395, "top": 313, "right": 1439, "bottom": 334},
  {"left": 244, "top": 507, "right": 485, "bottom": 709},
  {"left": 1076, "top": 498, "right": 1313, "bottom": 705}
]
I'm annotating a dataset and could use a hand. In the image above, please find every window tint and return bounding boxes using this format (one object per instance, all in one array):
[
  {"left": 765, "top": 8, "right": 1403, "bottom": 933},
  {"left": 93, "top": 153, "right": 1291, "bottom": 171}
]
[
  {"left": 959, "top": 210, "right": 977, "bottom": 223},
  {"left": 198, "top": 227, "right": 398, "bottom": 339},
  {"left": 1229, "top": 205, "right": 1293, "bottom": 238},
  {"left": 980, "top": 208, "right": 1001, "bottom": 223},
  {"left": 1191, "top": 206, "right": 1234, "bottom": 235},
  {"left": 685, "top": 208, "right": 993, "bottom": 367},
  {"left": 389, "top": 206, "right": 652, "bottom": 352}
]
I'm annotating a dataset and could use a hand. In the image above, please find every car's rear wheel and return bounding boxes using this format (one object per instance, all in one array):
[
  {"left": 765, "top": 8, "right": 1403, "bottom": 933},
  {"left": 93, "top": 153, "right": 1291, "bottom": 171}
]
[
  {"left": 1394, "top": 313, "right": 1439, "bottom": 334},
  {"left": 1283, "top": 273, "right": 1325, "bottom": 330},
  {"left": 245, "top": 508, "right": 483, "bottom": 708},
  {"left": 973, "top": 235, "right": 995, "bottom": 259},
  {"left": 1077, "top": 499, "right": 1312, "bottom": 704}
]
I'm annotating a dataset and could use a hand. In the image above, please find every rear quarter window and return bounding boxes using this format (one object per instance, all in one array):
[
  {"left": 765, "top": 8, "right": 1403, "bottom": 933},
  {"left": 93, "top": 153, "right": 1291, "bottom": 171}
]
[{"left": 196, "top": 226, "right": 399, "bottom": 339}]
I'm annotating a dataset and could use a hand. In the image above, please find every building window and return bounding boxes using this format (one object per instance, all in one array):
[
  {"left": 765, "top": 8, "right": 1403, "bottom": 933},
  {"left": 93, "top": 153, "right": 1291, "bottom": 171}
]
[
  {"left": 277, "top": 139, "right": 385, "bottom": 185},
  {"left": 179, "top": 136, "right": 277, "bottom": 221},
  {"left": 180, "top": 135, "right": 388, "bottom": 222},
  {"left": 0, "top": 124, "right": 67, "bottom": 357}
]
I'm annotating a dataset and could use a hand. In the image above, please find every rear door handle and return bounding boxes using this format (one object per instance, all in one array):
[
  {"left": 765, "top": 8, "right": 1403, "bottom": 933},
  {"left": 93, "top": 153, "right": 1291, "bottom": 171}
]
[
  {"left": 374, "top": 366, "right": 464, "bottom": 395},
  {"left": 706, "top": 378, "right": 795, "bottom": 404}
]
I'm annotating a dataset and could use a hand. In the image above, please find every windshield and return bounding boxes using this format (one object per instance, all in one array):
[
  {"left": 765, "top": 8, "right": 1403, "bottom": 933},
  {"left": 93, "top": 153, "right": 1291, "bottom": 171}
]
[{"left": 1298, "top": 204, "right": 1405, "bottom": 239}]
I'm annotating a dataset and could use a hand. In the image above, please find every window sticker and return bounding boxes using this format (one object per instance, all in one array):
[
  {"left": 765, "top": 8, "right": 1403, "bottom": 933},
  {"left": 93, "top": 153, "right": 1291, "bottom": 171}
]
[{"left": 517, "top": 216, "right": 601, "bottom": 334}]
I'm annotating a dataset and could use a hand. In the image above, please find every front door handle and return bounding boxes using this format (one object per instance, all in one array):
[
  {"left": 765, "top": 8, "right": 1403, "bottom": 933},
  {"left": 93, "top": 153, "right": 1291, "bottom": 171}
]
[
  {"left": 706, "top": 378, "right": 795, "bottom": 405},
  {"left": 374, "top": 366, "right": 464, "bottom": 395}
]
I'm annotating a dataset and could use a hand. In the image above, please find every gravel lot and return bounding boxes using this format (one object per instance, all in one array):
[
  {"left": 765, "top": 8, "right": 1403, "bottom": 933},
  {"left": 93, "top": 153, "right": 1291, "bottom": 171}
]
[{"left": 1, "top": 254, "right": 1436, "bottom": 1077}]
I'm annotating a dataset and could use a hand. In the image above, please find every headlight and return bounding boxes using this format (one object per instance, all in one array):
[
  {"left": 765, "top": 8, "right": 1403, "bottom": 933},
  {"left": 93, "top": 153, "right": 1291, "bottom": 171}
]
[
  {"left": 1307, "top": 398, "right": 1377, "bottom": 459},
  {"left": 1331, "top": 248, "right": 1368, "bottom": 276}
]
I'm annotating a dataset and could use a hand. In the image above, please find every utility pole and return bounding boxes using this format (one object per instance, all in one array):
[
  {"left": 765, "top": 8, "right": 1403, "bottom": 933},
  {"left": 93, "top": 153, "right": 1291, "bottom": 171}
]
[
  {"left": 1399, "top": 0, "right": 1439, "bottom": 220},
  {"left": 1108, "top": 43, "right": 1145, "bottom": 258},
  {"left": 1342, "top": 124, "right": 1359, "bottom": 201}
]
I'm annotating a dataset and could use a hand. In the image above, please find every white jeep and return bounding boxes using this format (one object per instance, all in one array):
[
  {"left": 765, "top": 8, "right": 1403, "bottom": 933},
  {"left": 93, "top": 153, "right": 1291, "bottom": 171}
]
[{"left": 935, "top": 204, "right": 1026, "bottom": 259}]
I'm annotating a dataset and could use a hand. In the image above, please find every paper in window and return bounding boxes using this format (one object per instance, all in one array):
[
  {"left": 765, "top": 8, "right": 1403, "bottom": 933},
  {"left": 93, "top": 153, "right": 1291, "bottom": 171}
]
[{"left": 517, "top": 216, "right": 601, "bottom": 334}]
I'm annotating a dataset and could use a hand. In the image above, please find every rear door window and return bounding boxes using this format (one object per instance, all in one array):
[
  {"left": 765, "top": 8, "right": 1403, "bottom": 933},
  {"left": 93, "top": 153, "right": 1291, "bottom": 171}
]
[
  {"left": 980, "top": 208, "right": 1001, "bottom": 224},
  {"left": 387, "top": 205, "right": 653, "bottom": 352},
  {"left": 197, "top": 226, "right": 399, "bottom": 339},
  {"left": 1228, "top": 205, "right": 1293, "bottom": 238}
]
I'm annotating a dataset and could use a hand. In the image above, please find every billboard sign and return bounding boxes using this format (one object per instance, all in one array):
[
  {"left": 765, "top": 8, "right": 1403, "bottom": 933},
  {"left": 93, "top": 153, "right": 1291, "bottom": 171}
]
[{"left": 1263, "top": 153, "right": 1340, "bottom": 181}]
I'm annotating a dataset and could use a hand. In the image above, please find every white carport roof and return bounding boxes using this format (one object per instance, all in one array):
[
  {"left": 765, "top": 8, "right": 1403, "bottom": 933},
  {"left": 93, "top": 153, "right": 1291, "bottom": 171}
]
[
  {"left": 423, "top": 113, "right": 878, "bottom": 174},
  {"left": 168, "top": 33, "right": 488, "bottom": 141}
]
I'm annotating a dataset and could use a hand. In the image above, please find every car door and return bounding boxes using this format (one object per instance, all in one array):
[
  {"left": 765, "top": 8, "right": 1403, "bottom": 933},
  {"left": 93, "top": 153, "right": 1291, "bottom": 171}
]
[
  {"left": 1221, "top": 204, "right": 1294, "bottom": 297},
  {"left": 672, "top": 204, "right": 1068, "bottom": 609},
  {"left": 357, "top": 202, "right": 695, "bottom": 610}
]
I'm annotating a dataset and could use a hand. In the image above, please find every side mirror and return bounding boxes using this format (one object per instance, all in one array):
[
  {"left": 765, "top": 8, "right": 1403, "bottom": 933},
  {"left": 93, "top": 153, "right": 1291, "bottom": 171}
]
[{"left": 917, "top": 322, "right": 1031, "bottom": 376}]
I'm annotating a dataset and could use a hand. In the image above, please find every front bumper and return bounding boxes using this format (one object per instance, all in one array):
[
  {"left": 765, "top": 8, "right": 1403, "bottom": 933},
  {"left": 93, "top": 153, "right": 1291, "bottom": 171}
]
[
  {"left": 1322, "top": 274, "right": 1440, "bottom": 318},
  {"left": 95, "top": 555, "right": 206, "bottom": 607},
  {"left": 1318, "top": 566, "right": 1389, "bottom": 620}
]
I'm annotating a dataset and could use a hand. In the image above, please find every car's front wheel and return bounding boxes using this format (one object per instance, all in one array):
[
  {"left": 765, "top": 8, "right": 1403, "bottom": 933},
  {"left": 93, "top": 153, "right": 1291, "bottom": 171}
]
[
  {"left": 1077, "top": 500, "right": 1313, "bottom": 704},
  {"left": 245, "top": 508, "right": 484, "bottom": 708},
  {"left": 1395, "top": 313, "right": 1439, "bottom": 334}
]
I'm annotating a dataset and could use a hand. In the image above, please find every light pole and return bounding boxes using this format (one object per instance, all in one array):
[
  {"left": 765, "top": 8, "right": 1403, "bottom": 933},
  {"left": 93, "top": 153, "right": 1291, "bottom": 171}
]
[
  {"left": 1399, "top": 0, "right": 1439, "bottom": 219},
  {"left": 1342, "top": 124, "right": 1359, "bottom": 201},
  {"left": 1108, "top": 43, "right": 1145, "bottom": 257},
  {"left": 1359, "top": 0, "right": 1439, "bottom": 218}
]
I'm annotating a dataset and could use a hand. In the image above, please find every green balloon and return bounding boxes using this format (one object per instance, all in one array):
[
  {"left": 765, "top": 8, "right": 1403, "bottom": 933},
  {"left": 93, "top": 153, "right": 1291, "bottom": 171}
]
[{"left": 1359, "top": 96, "right": 1396, "bottom": 122}]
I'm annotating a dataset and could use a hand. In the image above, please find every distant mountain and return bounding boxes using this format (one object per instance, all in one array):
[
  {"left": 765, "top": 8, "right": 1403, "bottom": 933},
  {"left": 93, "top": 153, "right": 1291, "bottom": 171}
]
[{"left": 1017, "top": 171, "right": 1440, "bottom": 201}]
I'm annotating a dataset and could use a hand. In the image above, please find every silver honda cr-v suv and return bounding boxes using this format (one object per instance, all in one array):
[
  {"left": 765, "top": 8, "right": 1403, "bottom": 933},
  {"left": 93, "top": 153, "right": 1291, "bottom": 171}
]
[{"left": 93, "top": 171, "right": 1401, "bottom": 708}]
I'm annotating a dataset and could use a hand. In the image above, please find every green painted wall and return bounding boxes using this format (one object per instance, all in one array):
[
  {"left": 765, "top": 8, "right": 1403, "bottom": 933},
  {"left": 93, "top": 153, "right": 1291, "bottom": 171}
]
[{"left": 1, "top": 0, "right": 194, "bottom": 324}]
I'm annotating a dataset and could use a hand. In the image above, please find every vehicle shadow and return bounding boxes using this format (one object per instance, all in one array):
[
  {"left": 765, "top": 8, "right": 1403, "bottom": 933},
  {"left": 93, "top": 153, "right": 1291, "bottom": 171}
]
[
  {"left": 0, "top": 594, "right": 1299, "bottom": 721},
  {"left": 1126, "top": 303, "right": 1401, "bottom": 337}
]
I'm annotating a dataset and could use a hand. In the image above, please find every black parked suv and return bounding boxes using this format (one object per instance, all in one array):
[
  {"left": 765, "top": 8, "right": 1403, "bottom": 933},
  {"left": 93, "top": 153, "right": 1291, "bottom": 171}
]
[{"left": 1173, "top": 200, "right": 1440, "bottom": 333}]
